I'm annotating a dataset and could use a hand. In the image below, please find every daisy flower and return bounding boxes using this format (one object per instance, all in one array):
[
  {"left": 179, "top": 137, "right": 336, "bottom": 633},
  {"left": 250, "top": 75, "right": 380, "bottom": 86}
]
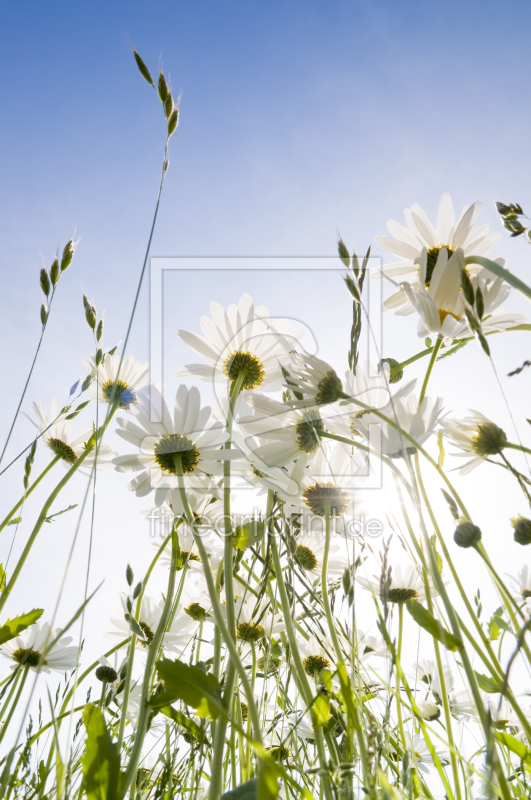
[
  {"left": 448, "top": 688, "right": 477, "bottom": 720},
  {"left": 107, "top": 594, "right": 198, "bottom": 653},
  {"left": 295, "top": 634, "right": 336, "bottom": 679},
  {"left": 0, "top": 620, "right": 79, "bottom": 674},
  {"left": 357, "top": 563, "right": 435, "bottom": 604},
  {"left": 356, "top": 628, "right": 387, "bottom": 661},
  {"left": 223, "top": 597, "right": 284, "bottom": 648},
  {"left": 399, "top": 248, "right": 525, "bottom": 341},
  {"left": 112, "top": 385, "right": 239, "bottom": 509},
  {"left": 81, "top": 352, "right": 151, "bottom": 411},
  {"left": 351, "top": 394, "right": 444, "bottom": 460},
  {"left": 373, "top": 193, "right": 501, "bottom": 315},
  {"left": 153, "top": 523, "right": 223, "bottom": 576},
  {"left": 507, "top": 565, "right": 531, "bottom": 604},
  {"left": 404, "top": 733, "right": 448, "bottom": 773},
  {"left": 291, "top": 527, "right": 348, "bottom": 579},
  {"left": 237, "top": 393, "right": 327, "bottom": 468},
  {"left": 176, "top": 294, "right": 306, "bottom": 394},
  {"left": 327, "top": 361, "right": 416, "bottom": 439},
  {"left": 283, "top": 353, "right": 344, "bottom": 407},
  {"left": 180, "top": 573, "right": 215, "bottom": 624},
  {"left": 409, "top": 659, "right": 455, "bottom": 698},
  {"left": 440, "top": 410, "right": 508, "bottom": 474},
  {"left": 22, "top": 398, "right": 116, "bottom": 471},
  {"left": 277, "top": 443, "right": 367, "bottom": 518}
]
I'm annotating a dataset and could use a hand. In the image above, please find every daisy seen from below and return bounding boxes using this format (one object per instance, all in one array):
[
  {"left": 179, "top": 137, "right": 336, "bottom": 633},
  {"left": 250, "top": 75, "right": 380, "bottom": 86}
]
[
  {"left": 22, "top": 398, "right": 116, "bottom": 471},
  {"left": 107, "top": 593, "right": 197, "bottom": 654},
  {"left": 507, "top": 565, "right": 531, "bottom": 605},
  {"left": 351, "top": 393, "right": 444, "bottom": 460},
  {"left": 357, "top": 563, "right": 436, "bottom": 604},
  {"left": 283, "top": 353, "right": 344, "bottom": 407},
  {"left": 237, "top": 392, "right": 327, "bottom": 469},
  {"left": 222, "top": 596, "right": 283, "bottom": 650},
  {"left": 373, "top": 192, "right": 501, "bottom": 314},
  {"left": 176, "top": 294, "right": 307, "bottom": 394},
  {"left": 153, "top": 522, "right": 223, "bottom": 575},
  {"left": 112, "top": 385, "right": 240, "bottom": 509},
  {"left": 291, "top": 526, "right": 348, "bottom": 579},
  {"left": 399, "top": 247, "right": 525, "bottom": 341},
  {"left": 440, "top": 410, "right": 508, "bottom": 474},
  {"left": 81, "top": 352, "right": 151, "bottom": 411},
  {"left": 0, "top": 620, "right": 79, "bottom": 674},
  {"left": 404, "top": 733, "right": 449, "bottom": 773},
  {"left": 277, "top": 443, "right": 367, "bottom": 518}
]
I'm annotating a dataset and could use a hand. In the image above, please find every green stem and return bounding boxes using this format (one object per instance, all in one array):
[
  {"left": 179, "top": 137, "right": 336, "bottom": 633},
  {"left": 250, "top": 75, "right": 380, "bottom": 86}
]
[
  {"left": 395, "top": 604, "right": 406, "bottom": 750},
  {"left": 0, "top": 667, "right": 28, "bottom": 747},
  {"left": 0, "top": 406, "right": 118, "bottom": 615},
  {"left": 121, "top": 526, "right": 178, "bottom": 792},
  {"left": 0, "top": 456, "right": 60, "bottom": 535},
  {"left": 418, "top": 337, "right": 442, "bottom": 405},
  {"left": 505, "top": 441, "right": 531, "bottom": 457}
]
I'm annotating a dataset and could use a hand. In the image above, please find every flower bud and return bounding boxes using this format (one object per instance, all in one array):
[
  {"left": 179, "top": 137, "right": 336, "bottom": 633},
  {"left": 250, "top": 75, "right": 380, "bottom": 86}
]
[
  {"left": 95, "top": 665, "right": 118, "bottom": 683},
  {"left": 379, "top": 358, "right": 403, "bottom": 384},
  {"left": 40, "top": 304, "right": 48, "bottom": 326},
  {"left": 472, "top": 422, "right": 507, "bottom": 457},
  {"left": 133, "top": 51, "right": 154, "bottom": 86},
  {"left": 454, "top": 521, "right": 482, "bottom": 548},
  {"left": 164, "top": 93, "right": 173, "bottom": 119},
  {"left": 60, "top": 240, "right": 75, "bottom": 272},
  {"left": 126, "top": 564, "right": 134, "bottom": 586},
  {"left": 81, "top": 375, "right": 93, "bottom": 392},
  {"left": 95, "top": 348, "right": 104, "bottom": 366},
  {"left": 158, "top": 72, "right": 168, "bottom": 102},
  {"left": 512, "top": 516, "right": 531, "bottom": 545},
  {"left": 40, "top": 267, "right": 50, "bottom": 296},
  {"left": 96, "top": 319, "right": 104, "bottom": 342},
  {"left": 49, "top": 258, "right": 60, "bottom": 286},
  {"left": 168, "top": 109, "right": 179, "bottom": 136}
]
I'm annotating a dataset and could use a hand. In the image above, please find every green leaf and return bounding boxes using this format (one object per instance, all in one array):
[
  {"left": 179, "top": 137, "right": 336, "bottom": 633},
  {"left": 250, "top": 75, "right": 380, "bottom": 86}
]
[
  {"left": 311, "top": 694, "right": 330, "bottom": 728},
  {"left": 221, "top": 780, "right": 257, "bottom": 800},
  {"left": 151, "top": 658, "right": 223, "bottom": 719},
  {"left": 465, "top": 255, "right": 531, "bottom": 303},
  {"left": 81, "top": 705, "right": 124, "bottom": 800},
  {"left": 233, "top": 520, "right": 265, "bottom": 551},
  {"left": 257, "top": 759, "right": 280, "bottom": 800},
  {"left": 496, "top": 731, "right": 531, "bottom": 762},
  {"left": 0, "top": 609, "right": 44, "bottom": 646},
  {"left": 158, "top": 705, "right": 209, "bottom": 743},
  {"left": 429, "top": 535, "right": 443, "bottom": 574},
  {"left": 441, "top": 489, "right": 459, "bottom": 522},
  {"left": 7, "top": 518, "right": 22, "bottom": 526},
  {"left": 406, "top": 600, "right": 462, "bottom": 651},
  {"left": 488, "top": 616, "right": 501, "bottom": 641},
  {"left": 493, "top": 615, "right": 511, "bottom": 633},
  {"left": 475, "top": 672, "right": 503, "bottom": 693}
]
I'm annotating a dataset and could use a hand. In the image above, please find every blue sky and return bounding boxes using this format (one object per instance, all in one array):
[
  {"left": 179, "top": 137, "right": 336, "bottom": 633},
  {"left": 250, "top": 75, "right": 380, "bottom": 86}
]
[{"left": 1, "top": 0, "right": 531, "bottom": 675}]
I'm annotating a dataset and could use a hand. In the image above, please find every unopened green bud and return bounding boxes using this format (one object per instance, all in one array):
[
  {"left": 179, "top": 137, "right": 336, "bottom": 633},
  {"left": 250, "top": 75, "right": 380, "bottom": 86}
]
[
  {"left": 168, "top": 109, "right": 179, "bottom": 136},
  {"left": 342, "top": 567, "right": 351, "bottom": 595},
  {"left": 158, "top": 72, "right": 168, "bottom": 102},
  {"left": 133, "top": 581, "right": 143, "bottom": 599},
  {"left": 96, "top": 319, "right": 103, "bottom": 342},
  {"left": 133, "top": 51, "right": 154, "bottom": 86},
  {"left": 81, "top": 375, "right": 93, "bottom": 392},
  {"left": 511, "top": 516, "right": 531, "bottom": 545},
  {"left": 126, "top": 564, "right": 134, "bottom": 586},
  {"left": 49, "top": 258, "right": 60, "bottom": 286},
  {"left": 337, "top": 239, "right": 351, "bottom": 269},
  {"left": 472, "top": 422, "right": 507, "bottom": 457},
  {"left": 85, "top": 302, "right": 96, "bottom": 330},
  {"left": 475, "top": 286, "right": 484, "bottom": 320},
  {"left": 454, "top": 521, "right": 482, "bottom": 548},
  {"left": 460, "top": 270, "right": 475, "bottom": 306},
  {"left": 164, "top": 93, "right": 173, "bottom": 119},
  {"left": 379, "top": 358, "right": 403, "bottom": 384},
  {"left": 40, "top": 304, "right": 48, "bottom": 326},
  {"left": 40, "top": 267, "right": 50, "bottom": 296},
  {"left": 95, "top": 665, "right": 117, "bottom": 683},
  {"left": 76, "top": 401, "right": 90, "bottom": 411},
  {"left": 60, "top": 240, "right": 75, "bottom": 272},
  {"left": 95, "top": 348, "right": 104, "bottom": 366}
]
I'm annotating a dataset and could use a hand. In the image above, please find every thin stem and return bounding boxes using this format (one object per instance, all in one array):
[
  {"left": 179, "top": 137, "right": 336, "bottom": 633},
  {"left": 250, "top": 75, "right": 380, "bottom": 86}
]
[
  {"left": 0, "top": 456, "right": 60, "bottom": 535},
  {"left": 395, "top": 604, "right": 406, "bottom": 750},
  {"left": 0, "top": 667, "right": 28, "bottom": 747},
  {"left": 418, "top": 337, "right": 442, "bottom": 405}
]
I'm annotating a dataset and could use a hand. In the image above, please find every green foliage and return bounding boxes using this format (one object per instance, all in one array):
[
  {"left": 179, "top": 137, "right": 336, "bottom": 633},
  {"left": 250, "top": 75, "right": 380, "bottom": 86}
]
[
  {"left": 221, "top": 780, "right": 257, "bottom": 800},
  {"left": 81, "top": 705, "right": 124, "bottom": 800},
  {"left": 151, "top": 658, "right": 223, "bottom": 719},
  {"left": 232, "top": 520, "right": 266, "bottom": 550},
  {"left": 406, "top": 600, "right": 462, "bottom": 651},
  {"left": 158, "top": 705, "right": 209, "bottom": 743},
  {"left": 0, "top": 608, "right": 43, "bottom": 646}
]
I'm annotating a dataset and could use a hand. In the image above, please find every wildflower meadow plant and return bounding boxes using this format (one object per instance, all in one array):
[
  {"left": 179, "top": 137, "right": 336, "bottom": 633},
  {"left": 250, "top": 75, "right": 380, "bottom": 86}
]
[{"left": 2, "top": 50, "right": 531, "bottom": 800}]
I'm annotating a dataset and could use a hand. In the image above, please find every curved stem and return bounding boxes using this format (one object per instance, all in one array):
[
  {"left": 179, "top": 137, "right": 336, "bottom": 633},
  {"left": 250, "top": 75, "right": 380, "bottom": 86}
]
[{"left": 0, "top": 456, "right": 60, "bottom": 535}]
